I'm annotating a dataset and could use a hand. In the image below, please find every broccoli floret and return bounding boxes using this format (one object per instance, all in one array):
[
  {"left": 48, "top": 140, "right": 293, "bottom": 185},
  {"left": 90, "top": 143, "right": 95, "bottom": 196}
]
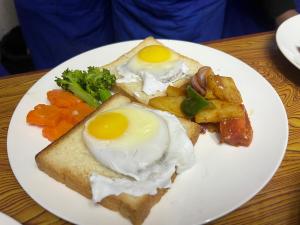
[
  {"left": 55, "top": 72, "right": 99, "bottom": 108},
  {"left": 84, "top": 67, "right": 116, "bottom": 102},
  {"left": 87, "top": 67, "right": 115, "bottom": 88},
  {"left": 55, "top": 67, "right": 116, "bottom": 108}
]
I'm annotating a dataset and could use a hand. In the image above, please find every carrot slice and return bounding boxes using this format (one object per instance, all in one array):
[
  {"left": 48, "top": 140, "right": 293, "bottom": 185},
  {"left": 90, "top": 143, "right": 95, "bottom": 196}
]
[
  {"left": 47, "top": 89, "right": 82, "bottom": 108},
  {"left": 42, "top": 120, "right": 73, "bottom": 141},
  {"left": 58, "top": 108, "right": 74, "bottom": 124},
  {"left": 58, "top": 102, "right": 94, "bottom": 125},
  {"left": 28, "top": 89, "right": 95, "bottom": 141},
  {"left": 68, "top": 102, "right": 95, "bottom": 124},
  {"left": 26, "top": 104, "right": 61, "bottom": 127}
]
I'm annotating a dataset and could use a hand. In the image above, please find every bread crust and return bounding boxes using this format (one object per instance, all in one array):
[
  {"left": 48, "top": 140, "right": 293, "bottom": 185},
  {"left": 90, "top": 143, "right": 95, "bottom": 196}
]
[{"left": 36, "top": 94, "right": 201, "bottom": 225}]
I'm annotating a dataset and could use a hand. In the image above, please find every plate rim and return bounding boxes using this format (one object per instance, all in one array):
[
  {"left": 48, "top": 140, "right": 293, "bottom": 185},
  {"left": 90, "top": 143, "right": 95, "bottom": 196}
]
[{"left": 276, "top": 14, "right": 300, "bottom": 69}]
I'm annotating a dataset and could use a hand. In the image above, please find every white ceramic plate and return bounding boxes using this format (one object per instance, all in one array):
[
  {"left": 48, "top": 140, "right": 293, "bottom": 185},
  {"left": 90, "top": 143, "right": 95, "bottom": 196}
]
[
  {"left": 0, "top": 212, "right": 21, "bottom": 225},
  {"left": 276, "top": 14, "right": 300, "bottom": 69},
  {"left": 7, "top": 40, "right": 288, "bottom": 225}
]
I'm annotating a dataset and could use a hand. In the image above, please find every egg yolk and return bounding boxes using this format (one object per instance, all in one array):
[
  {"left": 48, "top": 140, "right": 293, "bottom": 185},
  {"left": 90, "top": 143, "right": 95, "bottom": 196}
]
[
  {"left": 138, "top": 45, "right": 171, "bottom": 63},
  {"left": 87, "top": 112, "right": 128, "bottom": 140}
]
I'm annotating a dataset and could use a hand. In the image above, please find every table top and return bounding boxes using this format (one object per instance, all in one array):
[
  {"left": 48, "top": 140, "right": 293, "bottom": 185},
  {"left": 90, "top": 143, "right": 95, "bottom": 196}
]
[{"left": 0, "top": 32, "right": 299, "bottom": 225}]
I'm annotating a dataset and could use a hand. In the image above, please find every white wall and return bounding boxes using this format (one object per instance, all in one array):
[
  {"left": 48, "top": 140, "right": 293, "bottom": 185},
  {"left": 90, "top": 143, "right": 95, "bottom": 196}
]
[{"left": 0, "top": 0, "right": 19, "bottom": 40}]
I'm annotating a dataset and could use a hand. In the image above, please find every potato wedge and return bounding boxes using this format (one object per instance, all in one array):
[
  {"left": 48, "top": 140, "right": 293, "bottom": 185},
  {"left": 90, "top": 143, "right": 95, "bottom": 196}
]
[
  {"left": 166, "top": 85, "right": 187, "bottom": 97},
  {"left": 149, "top": 96, "right": 186, "bottom": 117},
  {"left": 204, "top": 89, "right": 216, "bottom": 99},
  {"left": 207, "top": 75, "right": 242, "bottom": 103},
  {"left": 195, "top": 100, "right": 244, "bottom": 123}
]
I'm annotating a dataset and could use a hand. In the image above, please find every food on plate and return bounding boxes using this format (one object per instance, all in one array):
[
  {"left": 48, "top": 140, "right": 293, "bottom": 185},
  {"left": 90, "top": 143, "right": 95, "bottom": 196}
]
[
  {"left": 194, "top": 99, "right": 244, "bottom": 123},
  {"left": 27, "top": 66, "right": 117, "bottom": 142},
  {"left": 35, "top": 94, "right": 201, "bottom": 225},
  {"left": 206, "top": 75, "right": 242, "bottom": 103},
  {"left": 30, "top": 37, "right": 251, "bottom": 146},
  {"left": 190, "top": 66, "right": 241, "bottom": 103},
  {"left": 220, "top": 109, "right": 253, "bottom": 146},
  {"left": 42, "top": 120, "right": 74, "bottom": 142},
  {"left": 190, "top": 66, "right": 213, "bottom": 96},
  {"left": 29, "top": 37, "right": 254, "bottom": 225},
  {"left": 100, "top": 36, "right": 201, "bottom": 104},
  {"left": 146, "top": 64, "right": 252, "bottom": 146},
  {"left": 27, "top": 104, "right": 62, "bottom": 127},
  {"left": 95, "top": 38, "right": 252, "bottom": 146},
  {"left": 180, "top": 85, "right": 212, "bottom": 118},
  {"left": 55, "top": 67, "right": 116, "bottom": 108},
  {"left": 149, "top": 95, "right": 186, "bottom": 118},
  {"left": 27, "top": 89, "right": 94, "bottom": 141},
  {"left": 149, "top": 85, "right": 212, "bottom": 118},
  {"left": 47, "top": 88, "right": 82, "bottom": 107},
  {"left": 166, "top": 84, "right": 187, "bottom": 97}
]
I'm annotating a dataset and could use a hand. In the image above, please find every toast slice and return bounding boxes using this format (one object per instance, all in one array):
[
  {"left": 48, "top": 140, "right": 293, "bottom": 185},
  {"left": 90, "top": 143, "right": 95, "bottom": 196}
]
[
  {"left": 35, "top": 94, "right": 201, "bottom": 225},
  {"left": 101, "top": 37, "right": 202, "bottom": 104}
]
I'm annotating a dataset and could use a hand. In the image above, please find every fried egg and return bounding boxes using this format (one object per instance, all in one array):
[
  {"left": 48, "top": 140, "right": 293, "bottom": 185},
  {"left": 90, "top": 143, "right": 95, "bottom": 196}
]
[
  {"left": 117, "top": 45, "right": 188, "bottom": 95},
  {"left": 83, "top": 104, "right": 170, "bottom": 179},
  {"left": 83, "top": 103, "right": 195, "bottom": 202}
]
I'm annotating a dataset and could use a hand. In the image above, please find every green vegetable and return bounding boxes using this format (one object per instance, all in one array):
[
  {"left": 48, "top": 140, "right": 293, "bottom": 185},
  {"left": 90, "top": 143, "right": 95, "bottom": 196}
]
[
  {"left": 181, "top": 85, "right": 212, "bottom": 117},
  {"left": 55, "top": 67, "right": 116, "bottom": 108},
  {"left": 98, "top": 89, "right": 112, "bottom": 102},
  {"left": 84, "top": 67, "right": 115, "bottom": 102}
]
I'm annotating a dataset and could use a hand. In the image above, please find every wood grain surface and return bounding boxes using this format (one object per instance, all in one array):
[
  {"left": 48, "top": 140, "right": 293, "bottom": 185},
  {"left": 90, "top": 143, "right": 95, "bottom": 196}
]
[{"left": 0, "top": 32, "right": 299, "bottom": 225}]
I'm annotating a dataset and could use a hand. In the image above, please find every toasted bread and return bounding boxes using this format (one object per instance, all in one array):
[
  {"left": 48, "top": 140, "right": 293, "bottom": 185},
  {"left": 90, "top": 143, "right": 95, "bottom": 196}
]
[
  {"left": 35, "top": 94, "right": 201, "bottom": 225},
  {"left": 101, "top": 37, "right": 202, "bottom": 104}
]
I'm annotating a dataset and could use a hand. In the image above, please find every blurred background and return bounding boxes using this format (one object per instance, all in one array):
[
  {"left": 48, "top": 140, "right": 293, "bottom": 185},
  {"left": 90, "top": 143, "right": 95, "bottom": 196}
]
[
  {"left": 0, "top": 0, "right": 20, "bottom": 76},
  {"left": 0, "top": 0, "right": 299, "bottom": 77},
  {"left": 0, "top": 1, "right": 18, "bottom": 42}
]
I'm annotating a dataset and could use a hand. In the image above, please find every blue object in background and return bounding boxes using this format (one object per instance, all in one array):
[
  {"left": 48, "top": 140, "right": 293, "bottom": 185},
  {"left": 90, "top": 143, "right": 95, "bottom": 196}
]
[
  {"left": 14, "top": 0, "right": 300, "bottom": 71},
  {"left": 0, "top": 64, "right": 8, "bottom": 76},
  {"left": 15, "top": 0, "right": 227, "bottom": 70},
  {"left": 223, "top": 0, "right": 274, "bottom": 38},
  {"left": 15, "top": 0, "right": 114, "bottom": 70},
  {"left": 296, "top": 0, "right": 300, "bottom": 11},
  {"left": 112, "top": 0, "right": 226, "bottom": 43}
]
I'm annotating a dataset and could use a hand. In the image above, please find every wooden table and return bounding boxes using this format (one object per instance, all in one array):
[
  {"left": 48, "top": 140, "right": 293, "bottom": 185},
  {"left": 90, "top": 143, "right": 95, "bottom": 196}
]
[{"left": 0, "top": 32, "right": 299, "bottom": 225}]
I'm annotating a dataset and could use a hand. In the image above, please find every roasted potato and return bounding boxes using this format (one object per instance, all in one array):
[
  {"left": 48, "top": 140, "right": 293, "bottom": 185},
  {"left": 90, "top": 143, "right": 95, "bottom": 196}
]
[
  {"left": 195, "top": 100, "right": 244, "bottom": 123},
  {"left": 204, "top": 89, "right": 216, "bottom": 99},
  {"left": 166, "top": 84, "right": 187, "bottom": 97},
  {"left": 148, "top": 96, "right": 186, "bottom": 117},
  {"left": 207, "top": 75, "right": 242, "bottom": 104}
]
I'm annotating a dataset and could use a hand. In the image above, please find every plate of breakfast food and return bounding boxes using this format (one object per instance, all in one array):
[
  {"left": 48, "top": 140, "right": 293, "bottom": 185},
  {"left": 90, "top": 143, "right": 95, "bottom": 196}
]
[
  {"left": 276, "top": 14, "right": 300, "bottom": 69},
  {"left": 7, "top": 37, "right": 288, "bottom": 225}
]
